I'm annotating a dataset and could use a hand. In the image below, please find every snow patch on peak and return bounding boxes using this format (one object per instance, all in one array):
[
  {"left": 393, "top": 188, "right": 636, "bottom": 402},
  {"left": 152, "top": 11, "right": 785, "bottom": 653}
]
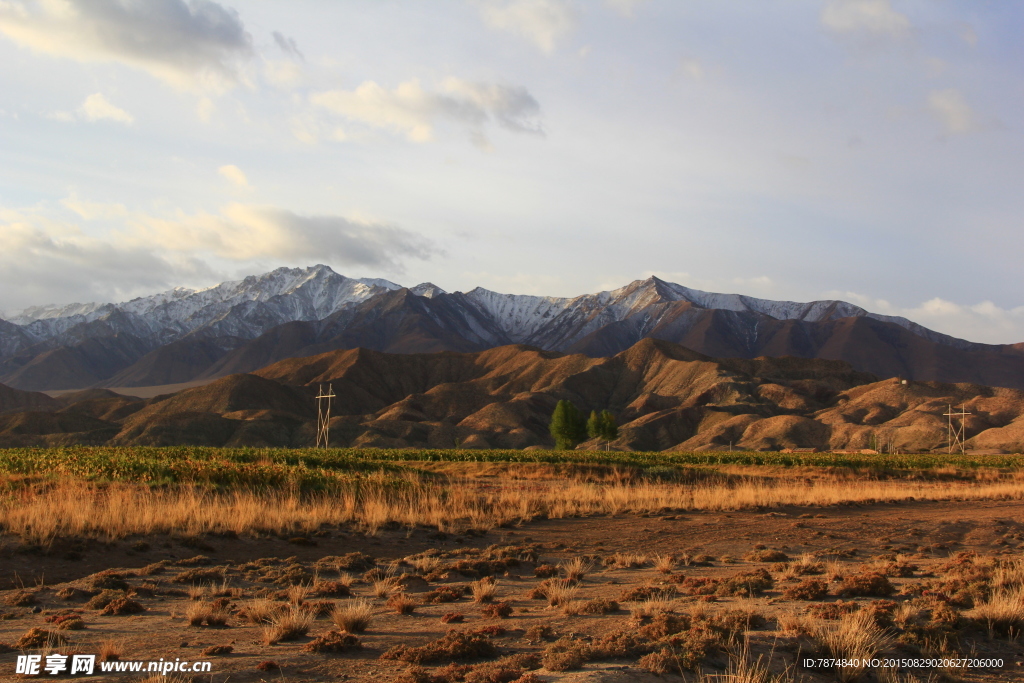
[
  {"left": 411, "top": 283, "right": 446, "bottom": 298},
  {"left": 464, "top": 288, "right": 572, "bottom": 343}
]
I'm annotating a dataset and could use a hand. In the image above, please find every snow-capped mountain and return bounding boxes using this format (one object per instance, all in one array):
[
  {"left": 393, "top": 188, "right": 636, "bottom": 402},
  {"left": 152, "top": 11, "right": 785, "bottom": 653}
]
[{"left": 0, "top": 265, "right": 1017, "bottom": 391}]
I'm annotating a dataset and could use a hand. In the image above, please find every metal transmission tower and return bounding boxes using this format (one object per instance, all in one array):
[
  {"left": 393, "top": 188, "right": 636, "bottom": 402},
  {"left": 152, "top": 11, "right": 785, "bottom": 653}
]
[
  {"left": 316, "top": 384, "right": 336, "bottom": 448},
  {"left": 943, "top": 404, "right": 971, "bottom": 454}
]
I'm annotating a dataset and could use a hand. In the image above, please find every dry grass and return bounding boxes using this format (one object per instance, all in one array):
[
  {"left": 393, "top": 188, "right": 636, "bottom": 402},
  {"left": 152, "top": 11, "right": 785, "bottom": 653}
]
[
  {"left": 386, "top": 592, "right": 417, "bottom": 615},
  {"left": 332, "top": 599, "right": 374, "bottom": 633},
  {"left": 653, "top": 554, "right": 675, "bottom": 574},
  {"left": 286, "top": 583, "right": 309, "bottom": 606},
  {"left": 813, "top": 610, "right": 893, "bottom": 683},
  {"left": 7, "top": 469, "right": 1024, "bottom": 541},
  {"left": 372, "top": 576, "right": 399, "bottom": 598},
  {"left": 559, "top": 556, "right": 592, "bottom": 583},
  {"left": 470, "top": 576, "right": 498, "bottom": 603},
  {"left": 967, "top": 586, "right": 1024, "bottom": 636},
  {"left": 544, "top": 579, "right": 579, "bottom": 607},
  {"left": 261, "top": 606, "right": 313, "bottom": 644},
  {"left": 241, "top": 598, "right": 283, "bottom": 625}
]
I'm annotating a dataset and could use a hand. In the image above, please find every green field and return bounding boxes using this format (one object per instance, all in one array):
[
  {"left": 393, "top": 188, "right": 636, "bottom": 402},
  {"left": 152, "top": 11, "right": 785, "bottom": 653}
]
[{"left": 0, "top": 446, "right": 1019, "bottom": 491}]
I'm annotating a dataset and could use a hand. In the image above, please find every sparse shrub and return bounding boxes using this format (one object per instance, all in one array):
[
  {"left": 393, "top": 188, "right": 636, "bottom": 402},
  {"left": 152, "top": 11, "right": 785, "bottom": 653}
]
[
  {"left": 482, "top": 601, "right": 512, "bottom": 619},
  {"left": 620, "top": 584, "right": 678, "bottom": 602},
  {"left": 744, "top": 548, "right": 788, "bottom": 562},
  {"left": 441, "top": 612, "right": 464, "bottom": 623},
  {"left": 262, "top": 606, "right": 313, "bottom": 644},
  {"left": 543, "top": 579, "right": 579, "bottom": 607},
  {"left": 90, "top": 573, "right": 130, "bottom": 591},
  {"left": 533, "top": 564, "right": 558, "bottom": 578},
  {"left": 387, "top": 593, "right": 418, "bottom": 615},
  {"left": 471, "top": 577, "right": 498, "bottom": 603},
  {"left": 671, "top": 575, "right": 720, "bottom": 595},
  {"left": 559, "top": 557, "right": 592, "bottom": 583},
  {"left": 783, "top": 578, "right": 829, "bottom": 600},
  {"left": 48, "top": 614, "right": 85, "bottom": 630},
  {"left": 717, "top": 568, "right": 773, "bottom": 597},
  {"left": 86, "top": 589, "right": 127, "bottom": 610},
  {"left": 812, "top": 609, "right": 892, "bottom": 683},
  {"left": 838, "top": 571, "right": 895, "bottom": 597},
  {"left": 174, "top": 568, "right": 224, "bottom": 585},
  {"left": 15, "top": 628, "right": 67, "bottom": 649},
  {"left": 332, "top": 599, "right": 373, "bottom": 633},
  {"left": 523, "top": 624, "right": 554, "bottom": 641},
  {"left": 55, "top": 587, "right": 92, "bottom": 601},
  {"left": 200, "top": 645, "right": 233, "bottom": 656},
  {"left": 808, "top": 600, "right": 860, "bottom": 620},
  {"left": 968, "top": 586, "right": 1024, "bottom": 636},
  {"left": 302, "top": 630, "right": 362, "bottom": 653},
  {"left": 541, "top": 636, "right": 589, "bottom": 671},
  {"left": 313, "top": 580, "right": 351, "bottom": 597},
  {"left": 424, "top": 586, "right": 464, "bottom": 604},
  {"left": 638, "top": 648, "right": 676, "bottom": 674},
  {"left": 255, "top": 660, "right": 279, "bottom": 671},
  {"left": 579, "top": 597, "right": 619, "bottom": 614},
  {"left": 4, "top": 591, "right": 37, "bottom": 607},
  {"left": 381, "top": 630, "right": 498, "bottom": 664},
  {"left": 653, "top": 554, "right": 675, "bottom": 574},
  {"left": 240, "top": 598, "right": 283, "bottom": 624},
  {"left": 101, "top": 596, "right": 144, "bottom": 615},
  {"left": 463, "top": 653, "right": 541, "bottom": 683}
]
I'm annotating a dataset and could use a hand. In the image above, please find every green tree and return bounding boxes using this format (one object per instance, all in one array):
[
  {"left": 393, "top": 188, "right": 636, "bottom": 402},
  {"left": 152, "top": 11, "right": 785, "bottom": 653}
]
[
  {"left": 550, "top": 399, "right": 586, "bottom": 450},
  {"left": 598, "top": 410, "right": 619, "bottom": 443}
]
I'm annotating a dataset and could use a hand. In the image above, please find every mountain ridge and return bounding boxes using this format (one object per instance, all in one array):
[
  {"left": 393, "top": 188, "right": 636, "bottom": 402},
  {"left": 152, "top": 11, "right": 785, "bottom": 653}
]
[{"left": 1, "top": 265, "right": 1021, "bottom": 391}]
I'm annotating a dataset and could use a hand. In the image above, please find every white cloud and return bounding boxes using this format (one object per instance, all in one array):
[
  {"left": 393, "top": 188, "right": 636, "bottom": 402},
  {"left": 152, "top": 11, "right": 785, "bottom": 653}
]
[
  {"left": 196, "top": 96, "right": 215, "bottom": 122},
  {"left": 118, "top": 204, "right": 437, "bottom": 268},
  {"left": 0, "top": 0, "right": 252, "bottom": 89},
  {"left": 927, "top": 88, "right": 975, "bottom": 134},
  {"left": 218, "top": 164, "right": 250, "bottom": 189},
  {"left": 821, "top": 0, "right": 910, "bottom": 38},
  {"left": 310, "top": 78, "right": 543, "bottom": 147},
  {"left": 476, "top": 0, "right": 577, "bottom": 54},
  {"left": 77, "top": 92, "right": 133, "bottom": 123},
  {"left": 0, "top": 198, "right": 438, "bottom": 311}
]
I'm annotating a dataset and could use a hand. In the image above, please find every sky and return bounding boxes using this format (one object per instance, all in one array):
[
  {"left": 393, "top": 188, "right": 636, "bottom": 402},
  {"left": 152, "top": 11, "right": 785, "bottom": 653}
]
[{"left": 0, "top": 0, "right": 1022, "bottom": 343}]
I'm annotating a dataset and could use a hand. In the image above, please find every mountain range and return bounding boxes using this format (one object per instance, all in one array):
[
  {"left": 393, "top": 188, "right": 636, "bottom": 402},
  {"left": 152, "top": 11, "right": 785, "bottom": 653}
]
[
  {"left": 2, "top": 338, "right": 1023, "bottom": 453},
  {"left": 2, "top": 264, "right": 1023, "bottom": 392}
]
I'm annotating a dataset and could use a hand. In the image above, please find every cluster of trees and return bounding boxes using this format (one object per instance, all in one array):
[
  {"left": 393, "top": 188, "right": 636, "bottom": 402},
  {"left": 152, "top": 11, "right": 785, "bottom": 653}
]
[{"left": 548, "top": 399, "right": 618, "bottom": 450}]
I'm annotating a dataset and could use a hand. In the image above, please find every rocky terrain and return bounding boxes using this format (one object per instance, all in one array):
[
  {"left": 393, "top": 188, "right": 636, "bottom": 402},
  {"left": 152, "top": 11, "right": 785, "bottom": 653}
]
[
  {"left": 3, "top": 265, "right": 1024, "bottom": 391},
  {"left": 2, "top": 338, "right": 1023, "bottom": 453}
]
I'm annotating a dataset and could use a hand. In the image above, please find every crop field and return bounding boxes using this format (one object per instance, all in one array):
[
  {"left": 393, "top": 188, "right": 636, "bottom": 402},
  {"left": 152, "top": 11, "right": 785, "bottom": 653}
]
[{"left": 1, "top": 447, "right": 1024, "bottom": 682}]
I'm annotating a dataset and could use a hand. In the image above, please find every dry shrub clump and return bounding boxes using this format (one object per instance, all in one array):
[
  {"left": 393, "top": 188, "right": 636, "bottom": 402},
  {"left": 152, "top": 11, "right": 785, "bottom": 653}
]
[
  {"left": 838, "top": 572, "right": 895, "bottom": 597},
  {"left": 717, "top": 568, "right": 773, "bottom": 597},
  {"left": 481, "top": 601, "right": 513, "bottom": 619},
  {"left": 781, "top": 553, "right": 825, "bottom": 577},
  {"left": 47, "top": 614, "right": 86, "bottom": 630},
  {"left": 620, "top": 584, "right": 679, "bottom": 602},
  {"left": 424, "top": 586, "right": 465, "bottom": 604},
  {"left": 559, "top": 557, "right": 592, "bottom": 583},
  {"left": 388, "top": 593, "right": 419, "bottom": 615},
  {"left": 381, "top": 630, "right": 498, "bottom": 664},
  {"left": 782, "top": 578, "right": 829, "bottom": 601},
  {"left": 301, "top": 630, "right": 362, "bottom": 653},
  {"left": 262, "top": 606, "right": 313, "bottom": 644},
  {"left": 579, "top": 597, "right": 619, "bottom": 615},
  {"left": 968, "top": 586, "right": 1024, "bottom": 636},
  {"left": 744, "top": 548, "right": 789, "bottom": 562},
  {"left": 4, "top": 591, "right": 37, "bottom": 607},
  {"left": 15, "top": 628, "right": 68, "bottom": 649},
  {"left": 813, "top": 609, "right": 892, "bottom": 683},
  {"left": 101, "top": 597, "right": 144, "bottom": 615},
  {"left": 808, "top": 600, "right": 860, "bottom": 621},
  {"left": 200, "top": 645, "right": 233, "bottom": 656},
  {"left": 533, "top": 564, "right": 559, "bottom": 578},
  {"left": 471, "top": 577, "right": 498, "bottom": 603},
  {"left": 240, "top": 598, "right": 284, "bottom": 624},
  {"left": 441, "top": 612, "right": 465, "bottom": 624},
  {"left": 541, "top": 579, "right": 579, "bottom": 607},
  {"left": 332, "top": 599, "right": 374, "bottom": 633}
]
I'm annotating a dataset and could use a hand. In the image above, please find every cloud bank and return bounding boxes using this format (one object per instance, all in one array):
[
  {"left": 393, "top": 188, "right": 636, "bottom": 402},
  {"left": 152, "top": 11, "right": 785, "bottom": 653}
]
[
  {"left": 310, "top": 78, "right": 543, "bottom": 147},
  {"left": 0, "top": 0, "right": 252, "bottom": 88},
  {"left": 0, "top": 201, "right": 436, "bottom": 311}
]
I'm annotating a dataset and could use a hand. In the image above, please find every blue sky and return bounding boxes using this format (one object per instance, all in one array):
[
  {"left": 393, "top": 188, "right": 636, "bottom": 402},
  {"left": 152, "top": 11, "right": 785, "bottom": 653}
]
[{"left": 0, "top": 0, "right": 1022, "bottom": 342}]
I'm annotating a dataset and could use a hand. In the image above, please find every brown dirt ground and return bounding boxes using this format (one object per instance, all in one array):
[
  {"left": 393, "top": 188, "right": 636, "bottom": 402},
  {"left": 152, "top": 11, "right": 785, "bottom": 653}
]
[{"left": 2, "top": 498, "right": 1024, "bottom": 682}]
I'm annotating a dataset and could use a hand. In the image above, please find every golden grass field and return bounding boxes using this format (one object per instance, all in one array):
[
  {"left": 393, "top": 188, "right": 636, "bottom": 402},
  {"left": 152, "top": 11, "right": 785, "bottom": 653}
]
[{"left": 1, "top": 449, "right": 1024, "bottom": 682}]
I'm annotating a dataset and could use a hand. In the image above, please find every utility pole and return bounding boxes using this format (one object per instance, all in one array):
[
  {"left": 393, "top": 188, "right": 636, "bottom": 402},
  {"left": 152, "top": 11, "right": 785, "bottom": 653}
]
[
  {"left": 943, "top": 404, "right": 971, "bottom": 454},
  {"left": 316, "top": 384, "right": 335, "bottom": 449}
]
